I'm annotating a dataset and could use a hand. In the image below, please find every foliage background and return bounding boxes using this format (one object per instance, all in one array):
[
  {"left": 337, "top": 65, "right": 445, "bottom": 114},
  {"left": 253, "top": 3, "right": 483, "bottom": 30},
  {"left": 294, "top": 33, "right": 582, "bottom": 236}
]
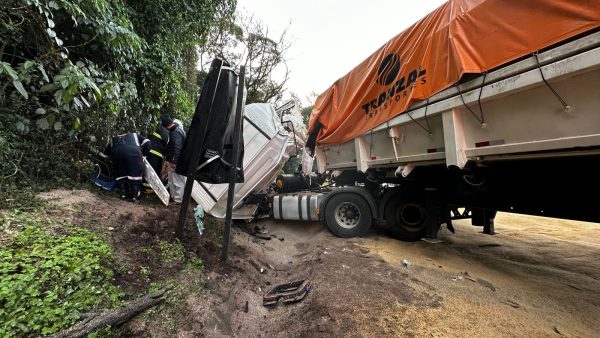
[{"left": 0, "top": 0, "right": 235, "bottom": 206}]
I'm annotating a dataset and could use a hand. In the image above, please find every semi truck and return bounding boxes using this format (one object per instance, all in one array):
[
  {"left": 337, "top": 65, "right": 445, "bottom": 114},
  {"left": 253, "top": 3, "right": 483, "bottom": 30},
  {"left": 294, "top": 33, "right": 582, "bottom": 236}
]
[{"left": 194, "top": 0, "right": 600, "bottom": 241}]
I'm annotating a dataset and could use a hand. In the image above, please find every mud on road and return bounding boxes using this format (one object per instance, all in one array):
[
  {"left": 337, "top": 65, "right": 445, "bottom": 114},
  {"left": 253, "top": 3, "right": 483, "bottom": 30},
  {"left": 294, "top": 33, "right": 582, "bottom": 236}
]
[{"left": 40, "top": 189, "right": 600, "bottom": 337}]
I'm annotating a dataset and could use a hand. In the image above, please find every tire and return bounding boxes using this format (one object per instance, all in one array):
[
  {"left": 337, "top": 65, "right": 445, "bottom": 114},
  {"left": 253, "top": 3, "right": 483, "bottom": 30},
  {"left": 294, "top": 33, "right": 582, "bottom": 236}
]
[
  {"left": 324, "top": 193, "right": 372, "bottom": 238},
  {"left": 385, "top": 194, "right": 427, "bottom": 241}
]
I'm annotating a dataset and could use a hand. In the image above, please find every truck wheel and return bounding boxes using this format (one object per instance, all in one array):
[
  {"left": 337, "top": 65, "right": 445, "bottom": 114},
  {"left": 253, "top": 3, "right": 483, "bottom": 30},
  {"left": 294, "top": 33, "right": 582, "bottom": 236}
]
[
  {"left": 324, "top": 194, "right": 372, "bottom": 238},
  {"left": 385, "top": 195, "right": 426, "bottom": 241}
]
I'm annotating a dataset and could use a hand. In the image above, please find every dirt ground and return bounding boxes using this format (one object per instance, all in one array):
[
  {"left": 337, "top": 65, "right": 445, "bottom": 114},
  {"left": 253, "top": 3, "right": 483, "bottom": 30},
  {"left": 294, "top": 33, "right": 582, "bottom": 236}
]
[{"left": 39, "top": 189, "right": 600, "bottom": 337}]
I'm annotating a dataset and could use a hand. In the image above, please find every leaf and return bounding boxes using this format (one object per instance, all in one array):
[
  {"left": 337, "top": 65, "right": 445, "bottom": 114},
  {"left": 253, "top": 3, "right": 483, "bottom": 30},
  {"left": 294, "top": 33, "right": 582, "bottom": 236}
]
[
  {"left": 38, "top": 65, "right": 49, "bottom": 82},
  {"left": 1, "top": 62, "right": 19, "bottom": 80},
  {"left": 35, "top": 108, "right": 46, "bottom": 115},
  {"left": 60, "top": 52, "right": 68, "bottom": 59},
  {"left": 47, "top": 114, "right": 56, "bottom": 125},
  {"left": 23, "top": 61, "right": 35, "bottom": 70},
  {"left": 16, "top": 122, "right": 25, "bottom": 132},
  {"left": 47, "top": 18, "right": 55, "bottom": 28},
  {"left": 80, "top": 96, "right": 90, "bottom": 107},
  {"left": 13, "top": 80, "right": 28, "bottom": 99},
  {"left": 55, "top": 37, "right": 63, "bottom": 46},
  {"left": 48, "top": 1, "right": 59, "bottom": 9},
  {"left": 53, "top": 122, "right": 63, "bottom": 131},
  {"left": 76, "top": 61, "right": 85, "bottom": 68},
  {"left": 74, "top": 118, "right": 81, "bottom": 130},
  {"left": 40, "top": 83, "right": 57, "bottom": 92},
  {"left": 36, "top": 118, "right": 50, "bottom": 130},
  {"left": 47, "top": 28, "right": 57, "bottom": 38}
]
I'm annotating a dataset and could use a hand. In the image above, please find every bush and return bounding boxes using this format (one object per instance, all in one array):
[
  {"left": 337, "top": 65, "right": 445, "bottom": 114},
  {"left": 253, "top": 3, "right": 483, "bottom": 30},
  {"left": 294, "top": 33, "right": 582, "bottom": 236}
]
[{"left": 0, "top": 211, "right": 122, "bottom": 337}]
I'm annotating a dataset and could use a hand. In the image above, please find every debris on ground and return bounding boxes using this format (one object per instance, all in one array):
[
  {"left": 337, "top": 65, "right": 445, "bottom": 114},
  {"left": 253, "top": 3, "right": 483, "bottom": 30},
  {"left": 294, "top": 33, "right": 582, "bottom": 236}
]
[
  {"left": 451, "top": 275, "right": 464, "bottom": 281},
  {"left": 553, "top": 326, "right": 563, "bottom": 335},
  {"left": 249, "top": 260, "right": 266, "bottom": 274},
  {"left": 263, "top": 280, "right": 312, "bottom": 307},
  {"left": 402, "top": 259, "right": 411, "bottom": 268},
  {"left": 422, "top": 238, "right": 443, "bottom": 244},
  {"left": 478, "top": 243, "right": 501, "bottom": 248},
  {"left": 504, "top": 299, "right": 520, "bottom": 308},
  {"left": 477, "top": 278, "right": 496, "bottom": 292},
  {"left": 342, "top": 264, "right": 350, "bottom": 269},
  {"left": 251, "top": 225, "right": 271, "bottom": 240},
  {"left": 462, "top": 271, "right": 477, "bottom": 283},
  {"left": 194, "top": 205, "right": 204, "bottom": 235}
]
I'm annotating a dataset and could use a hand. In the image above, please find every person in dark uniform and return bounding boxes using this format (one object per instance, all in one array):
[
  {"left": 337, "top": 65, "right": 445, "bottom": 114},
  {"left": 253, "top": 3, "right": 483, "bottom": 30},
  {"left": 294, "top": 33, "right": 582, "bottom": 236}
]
[
  {"left": 161, "top": 115, "right": 186, "bottom": 204},
  {"left": 143, "top": 122, "right": 170, "bottom": 193},
  {"left": 104, "top": 132, "right": 150, "bottom": 201}
]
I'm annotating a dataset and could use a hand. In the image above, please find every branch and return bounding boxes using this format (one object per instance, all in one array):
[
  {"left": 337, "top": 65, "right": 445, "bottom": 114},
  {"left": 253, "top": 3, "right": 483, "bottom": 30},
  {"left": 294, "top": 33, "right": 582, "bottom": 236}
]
[{"left": 47, "top": 287, "right": 173, "bottom": 338}]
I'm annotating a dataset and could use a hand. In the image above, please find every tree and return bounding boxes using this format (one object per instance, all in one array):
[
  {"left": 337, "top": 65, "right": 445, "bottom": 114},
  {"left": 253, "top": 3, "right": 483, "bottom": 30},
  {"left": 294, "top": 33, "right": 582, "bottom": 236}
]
[{"left": 200, "top": 13, "right": 291, "bottom": 104}]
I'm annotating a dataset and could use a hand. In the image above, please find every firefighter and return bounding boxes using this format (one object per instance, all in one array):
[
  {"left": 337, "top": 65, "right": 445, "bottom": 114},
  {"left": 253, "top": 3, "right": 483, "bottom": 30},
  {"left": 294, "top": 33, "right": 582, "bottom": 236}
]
[
  {"left": 143, "top": 122, "right": 170, "bottom": 193},
  {"left": 161, "top": 115, "right": 186, "bottom": 204},
  {"left": 105, "top": 132, "right": 150, "bottom": 201}
]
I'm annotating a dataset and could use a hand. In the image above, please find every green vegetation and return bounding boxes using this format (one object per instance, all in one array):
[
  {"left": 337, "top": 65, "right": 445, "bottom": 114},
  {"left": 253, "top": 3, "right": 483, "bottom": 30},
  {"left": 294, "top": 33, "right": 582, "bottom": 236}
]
[
  {"left": 0, "top": 0, "right": 234, "bottom": 207},
  {"left": 0, "top": 211, "right": 122, "bottom": 337},
  {"left": 158, "top": 239, "right": 186, "bottom": 263}
]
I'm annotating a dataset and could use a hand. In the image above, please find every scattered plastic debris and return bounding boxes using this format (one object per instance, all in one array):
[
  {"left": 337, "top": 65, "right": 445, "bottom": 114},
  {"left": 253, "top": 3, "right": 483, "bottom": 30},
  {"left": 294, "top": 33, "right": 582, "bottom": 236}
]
[
  {"left": 251, "top": 226, "right": 271, "bottom": 240},
  {"left": 451, "top": 275, "right": 465, "bottom": 281},
  {"left": 342, "top": 264, "right": 350, "bottom": 269},
  {"left": 402, "top": 259, "right": 411, "bottom": 268},
  {"left": 477, "top": 277, "right": 496, "bottom": 291},
  {"left": 323, "top": 251, "right": 330, "bottom": 255},
  {"left": 194, "top": 205, "right": 204, "bottom": 235},
  {"left": 553, "top": 326, "right": 563, "bottom": 335}
]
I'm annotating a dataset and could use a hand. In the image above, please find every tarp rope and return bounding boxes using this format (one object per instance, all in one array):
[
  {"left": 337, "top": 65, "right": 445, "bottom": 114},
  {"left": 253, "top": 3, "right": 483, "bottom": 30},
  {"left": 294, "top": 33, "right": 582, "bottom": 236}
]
[{"left": 534, "top": 52, "right": 571, "bottom": 112}]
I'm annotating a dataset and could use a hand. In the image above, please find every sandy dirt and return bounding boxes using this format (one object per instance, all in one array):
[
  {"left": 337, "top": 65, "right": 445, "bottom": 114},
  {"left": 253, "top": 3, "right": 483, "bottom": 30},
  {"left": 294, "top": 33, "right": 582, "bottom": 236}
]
[{"left": 37, "top": 189, "right": 600, "bottom": 337}]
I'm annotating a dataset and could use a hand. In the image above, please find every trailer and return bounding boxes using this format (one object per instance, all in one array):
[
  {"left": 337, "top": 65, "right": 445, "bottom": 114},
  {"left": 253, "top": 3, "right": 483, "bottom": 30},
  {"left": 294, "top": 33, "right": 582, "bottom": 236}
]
[
  {"left": 298, "top": 30, "right": 600, "bottom": 240},
  {"left": 194, "top": 1, "right": 600, "bottom": 241}
]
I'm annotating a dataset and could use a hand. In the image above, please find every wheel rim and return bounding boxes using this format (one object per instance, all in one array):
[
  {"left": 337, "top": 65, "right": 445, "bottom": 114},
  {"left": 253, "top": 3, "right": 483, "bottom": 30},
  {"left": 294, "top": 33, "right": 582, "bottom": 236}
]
[
  {"left": 334, "top": 202, "right": 361, "bottom": 229},
  {"left": 397, "top": 203, "right": 425, "bottom": 231}
]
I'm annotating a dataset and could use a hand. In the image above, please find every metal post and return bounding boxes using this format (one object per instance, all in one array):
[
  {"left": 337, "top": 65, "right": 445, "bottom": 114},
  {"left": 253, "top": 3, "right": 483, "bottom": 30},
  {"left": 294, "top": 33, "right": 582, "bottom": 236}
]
[
  {"left": 220, "top": 66, "right": 245, "bottom": 262},
  {"left": 175, "top": 60, "right": 225, "bottom": 239}
]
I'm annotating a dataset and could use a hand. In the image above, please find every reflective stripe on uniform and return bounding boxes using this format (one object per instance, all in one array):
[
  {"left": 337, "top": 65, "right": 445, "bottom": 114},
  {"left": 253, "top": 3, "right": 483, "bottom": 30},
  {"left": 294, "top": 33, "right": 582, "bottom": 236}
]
[
  {"left": 153, "top": 132, "right": 163, "bottom": 140},
  {"left": 116, "top": 175, "right": 143, "bottom": 181},
  {"left": 149, "top": 149, "right": 163, "bottom": 158}
]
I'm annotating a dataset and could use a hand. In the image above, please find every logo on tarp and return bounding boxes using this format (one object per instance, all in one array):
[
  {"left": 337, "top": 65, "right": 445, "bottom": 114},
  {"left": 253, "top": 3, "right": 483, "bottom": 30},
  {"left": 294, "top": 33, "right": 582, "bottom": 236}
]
[
  {"left": 377, "top": 54, "right": 401, "bottom": 86},
  {"left": 362, "top": 55, "right": 427, "bottom": 119}
]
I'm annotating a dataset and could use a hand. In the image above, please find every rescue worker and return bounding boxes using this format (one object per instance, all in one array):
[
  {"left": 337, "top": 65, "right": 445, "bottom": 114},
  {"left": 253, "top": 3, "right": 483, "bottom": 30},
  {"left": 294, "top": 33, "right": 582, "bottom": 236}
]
[
  {"left": 104, "top": 132, "right": 150, "bottom": 201},
  {"left": 161, "top": 115, "right": 186, "bottom": 204},
  {"left": 143, "top": 122, "right": 169, "bottom": 193}
]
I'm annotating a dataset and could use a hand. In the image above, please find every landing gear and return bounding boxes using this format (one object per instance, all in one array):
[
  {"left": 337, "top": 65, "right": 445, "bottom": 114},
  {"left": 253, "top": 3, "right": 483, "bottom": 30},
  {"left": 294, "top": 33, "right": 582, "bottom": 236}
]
[{"left": 472, "top": 209, "right": 497, "bottom": 235}]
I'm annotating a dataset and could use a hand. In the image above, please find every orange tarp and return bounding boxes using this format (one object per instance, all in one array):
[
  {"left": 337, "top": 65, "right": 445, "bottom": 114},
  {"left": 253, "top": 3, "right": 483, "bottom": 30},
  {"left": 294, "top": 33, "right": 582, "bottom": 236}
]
[{"left": 308, "top": 0, "right": 600, "bottom": 145}]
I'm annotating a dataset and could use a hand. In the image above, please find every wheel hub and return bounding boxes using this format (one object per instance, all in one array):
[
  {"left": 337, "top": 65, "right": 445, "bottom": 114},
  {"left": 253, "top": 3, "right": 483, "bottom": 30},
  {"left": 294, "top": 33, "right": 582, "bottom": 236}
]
[
  {"left": 334, "top": 202, "right": 361, "bottom": 229},
  {"left": 398, "top": 203, "right": 426, "bottom": 228}
]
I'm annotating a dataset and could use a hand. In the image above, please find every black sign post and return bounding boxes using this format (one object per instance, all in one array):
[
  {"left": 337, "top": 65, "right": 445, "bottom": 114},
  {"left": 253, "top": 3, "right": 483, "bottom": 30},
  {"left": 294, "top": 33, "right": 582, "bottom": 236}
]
[
  {"left": 220, "top": 66, "right": 245, "bottom": 262},
  {"left": 175, "top": 59, "right": 225, "bottom": 239}
]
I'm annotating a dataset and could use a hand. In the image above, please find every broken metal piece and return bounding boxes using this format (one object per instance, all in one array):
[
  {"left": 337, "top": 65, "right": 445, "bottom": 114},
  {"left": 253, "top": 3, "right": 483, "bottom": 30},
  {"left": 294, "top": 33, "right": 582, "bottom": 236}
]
[{"left": 263, "top": 280, "right": 312, "bottom": 306}]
